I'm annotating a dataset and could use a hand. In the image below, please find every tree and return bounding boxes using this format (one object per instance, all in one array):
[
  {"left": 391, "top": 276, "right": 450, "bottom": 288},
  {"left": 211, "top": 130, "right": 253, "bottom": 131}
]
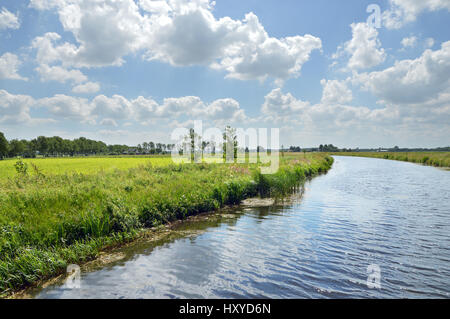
[
  {"left": 156, "top": 143, "right": 162, "bottom": 154},
  {"left": 8, "top": 139, "right": 26, "bottom": 157},
  {"left": 36, "top": 136, "right": 49, "bottom": 155},
  {"left": 0, "top": 132, "right": 9, "bottom": 159},
  {"left": 223, "top": 126, "right": 237, "bottom": 162},
  {"left": 149, "top": 142, "right": 155, "bottom": 154}
]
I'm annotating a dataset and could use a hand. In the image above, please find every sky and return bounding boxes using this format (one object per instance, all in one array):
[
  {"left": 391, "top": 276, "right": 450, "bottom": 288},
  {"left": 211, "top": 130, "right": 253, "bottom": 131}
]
[{"left": 0, "top": 0, "right": 449, "bottom": 148}]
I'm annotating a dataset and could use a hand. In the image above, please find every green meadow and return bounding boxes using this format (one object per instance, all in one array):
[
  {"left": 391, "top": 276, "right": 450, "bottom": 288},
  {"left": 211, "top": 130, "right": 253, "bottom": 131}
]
[
  {"left": 0, "top": 153, "right": 333, "bottom": 296},
  {"left": 0, "top": 156, "right": 172, "bottom": 179}
]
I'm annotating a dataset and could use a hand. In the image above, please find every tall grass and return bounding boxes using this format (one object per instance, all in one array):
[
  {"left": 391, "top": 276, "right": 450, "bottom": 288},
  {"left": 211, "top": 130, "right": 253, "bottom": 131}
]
[{"left": 0, "top": 154, "right": 333, "bottom": 296}]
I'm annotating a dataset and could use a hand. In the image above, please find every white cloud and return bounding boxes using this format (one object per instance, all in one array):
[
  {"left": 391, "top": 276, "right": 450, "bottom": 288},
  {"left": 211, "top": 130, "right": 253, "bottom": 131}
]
[
  {"left": 0, "top": 7, "right": 20, "bottom": 30},
  {"left": 150, "top": 8, "right": 322, "bottom": 82},
  {"left": 29, "top": 0, "right": 65, "bottom": 10},
  {"left": 0, "top": 90, "right": 34, "bottom": 124},
  {"left": 29, "top": 0, "right": 321, "bottom": 82},
  {"left": 91, "top": 95, "right": 133, "bottom": 120},
  {"left": 401, "top": 36, "right": 418, "bottom": 48},
  {"left": 0, "top": 53, "right": 28, "bottom": 81},
  {"left": 30, "top": 90, "right": 248, "bottom": 125},
  {"left": 320, "top": 79, "right": 353, "bottom": 104},
  {"left": 35, "top": 64, "right": 87, "bottom": 83},
  {"left": 131, "top": 95, "right": 246, "bottom": 122},
  {"left": 259, "top": 87, "right": 450, "bottom": 147},
  {"left": 261, "top": 88, "right": 368, "bottom": 126},
  {"left": 261, "top": 88, "right": 309, "bottom": 117},
  {"left": 31, "top": 32, "right": 91, "bottom": 84},
  {"left": 30, "top": 0, "right": 146, "bottom": 68},
  {"left": 383, "top": 0, "right": 450, "bottom": 29},
  {"left": 425, "top": 37, "right": 435, "bottom": 48},
  {"left": 37, "top": 94, "right": 93, "bottom": 122},
  {"left": 138, "top": 0, "right": 171, "bottom": 14},
  {"left": 31, "top": 32, "right": 78, "bottom": 67},
  {"left": 337, "top": 23, "right": 385, "bottom": 70},
  {"left": 356, "top": 41, "right": 450, "bottom": 105},
  {"left": 72, "top": 82, "right": 100, "bottom": 94}
]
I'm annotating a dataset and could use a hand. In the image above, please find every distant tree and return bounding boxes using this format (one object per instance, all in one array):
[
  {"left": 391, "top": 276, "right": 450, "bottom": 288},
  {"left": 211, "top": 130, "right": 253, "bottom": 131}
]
[
  {"left": 149, "top": 142, "right": 155, "bottom": 154},
  {"left": 223, "top": 126, "right": 237, "bottom": 161},
  {"left": 0, "top": 132, "right": 9, "bottom": 159},
  {"left": 156, "top": 143, "right": 162, "bottom": 154},
  {"left": 142, "top": 142, "right": 149, "bottom": 153},
  {"left": 8, "top": 139, "right": 26, "bottom": 157}
]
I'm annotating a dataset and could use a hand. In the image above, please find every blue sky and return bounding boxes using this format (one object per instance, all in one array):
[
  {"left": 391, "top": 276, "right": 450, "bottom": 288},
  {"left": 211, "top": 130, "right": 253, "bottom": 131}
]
[{"left": 1, "top": 0, "right": 449, "bottom": 147}]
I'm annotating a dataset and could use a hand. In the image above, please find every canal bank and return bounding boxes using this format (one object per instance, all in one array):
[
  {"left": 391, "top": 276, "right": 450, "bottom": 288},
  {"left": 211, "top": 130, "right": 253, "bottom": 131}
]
[{"left": 3, "top": 155, "right": 334, "bottom": 298}]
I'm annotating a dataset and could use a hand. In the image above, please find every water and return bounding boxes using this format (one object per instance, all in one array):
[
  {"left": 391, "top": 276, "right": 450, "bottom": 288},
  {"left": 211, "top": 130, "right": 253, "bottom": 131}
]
[{"left": 33, "top": 156, "right": 450, "bottom": 298}]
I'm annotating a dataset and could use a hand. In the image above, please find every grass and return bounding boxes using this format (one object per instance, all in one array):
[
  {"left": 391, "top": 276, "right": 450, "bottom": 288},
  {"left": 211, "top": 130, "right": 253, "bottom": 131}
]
[
  {"left": 0, "top": 153, "right": 333, "bottom": 297},
  {"left": 331, "top": 152, "right": 450, "bottom": 168},
  {"left": 0, "top": 156, "right": 172, "bottom": 179}
]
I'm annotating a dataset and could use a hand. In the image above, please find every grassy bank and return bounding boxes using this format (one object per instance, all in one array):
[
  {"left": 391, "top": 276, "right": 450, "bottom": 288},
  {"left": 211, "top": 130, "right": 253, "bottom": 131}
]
[
  {"left": 331, "top": 152, "right": 450, "bottom": 168},
  {"left": 0, "top": 154, "right": 333, "bottom": 296}
]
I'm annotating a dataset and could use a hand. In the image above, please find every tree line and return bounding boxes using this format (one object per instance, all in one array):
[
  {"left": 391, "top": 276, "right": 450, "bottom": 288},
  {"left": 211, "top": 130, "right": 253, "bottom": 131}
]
[{"left": 0, "top": 132, "right": 175, "bottom": 159}]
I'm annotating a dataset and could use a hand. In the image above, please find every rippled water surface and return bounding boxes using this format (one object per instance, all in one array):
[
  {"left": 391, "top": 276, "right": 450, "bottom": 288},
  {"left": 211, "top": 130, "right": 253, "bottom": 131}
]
[{"left": 34, "top": 156, "right": 450, "bottom": 298}]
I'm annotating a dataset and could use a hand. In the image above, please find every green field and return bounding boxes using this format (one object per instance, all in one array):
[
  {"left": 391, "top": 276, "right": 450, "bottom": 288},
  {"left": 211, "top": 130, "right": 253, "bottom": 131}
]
[
  {"left": 0, "top": 153, "right": 333, "bottom": 296},
  {"left": 331, "top": 152, "right": 450, "bottom": 168},
  {"left": 0, "top": 156, "right": 172, "bottom": 179}
]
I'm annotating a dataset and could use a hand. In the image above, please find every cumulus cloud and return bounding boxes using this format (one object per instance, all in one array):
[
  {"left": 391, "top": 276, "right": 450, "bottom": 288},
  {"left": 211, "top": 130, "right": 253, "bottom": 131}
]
[
  {"left": 0, "top": 53, "right": 28, "bottom": 81},
  {"left": 36, "top": 64, "right": 87, "bottom": 83},
  {"left": 131, "top": 95, "right": 247, "bottom": 122},
  {"left": 0, "top": 90, "right": 34, "bottom": 124},
  {"left": 383, "top": 0, "right": 450, "bottom": 29},
  {"left": 335, "top": 23, "right": 385, "bottom": 70},
  {"left": 31, "top": 32, "right": 92, "bottom": 84},
  {"left": 425, "top": 37, "right": 435, "bottom": 48},
  {"left": 2, "top": 87, "right": 247, "bottom": 125},
  {"left": 262, "top": 88, "right": 310, "bottom": 117},
  {"left": 320, "top": 79, "right": 353, "bottom": 104},
  {"left": 37, "top": 94, "right": 93, "bottom": 122},
  {"left": 30, "top": 0, "right": 145, "bottom": 68},
  {"left": 260, "top": 87, "right": 450, "bottom": 146},
  {"left": 31, "top": 32, "right": 78, "bottom": 67},
  {"left": 0, "top": 7, "right": 20, "bottom": 30},
  {"left": 356, "top": 41, "right": 450, "bottom": 105},
  {"left": 91, "top": 95, "right": 133, "bottom": 120},
  {"left": 29, "top": 0, "right": 321, "bottom": 82},
  {"left": 72, "top": 82, "right": 100, "bottom": 94},
  {"left": 149, "top": 9, "right": 322, "bottom": 82},
  {"left": 401, "top": 36, "right": 417, "bottom": 48}
]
